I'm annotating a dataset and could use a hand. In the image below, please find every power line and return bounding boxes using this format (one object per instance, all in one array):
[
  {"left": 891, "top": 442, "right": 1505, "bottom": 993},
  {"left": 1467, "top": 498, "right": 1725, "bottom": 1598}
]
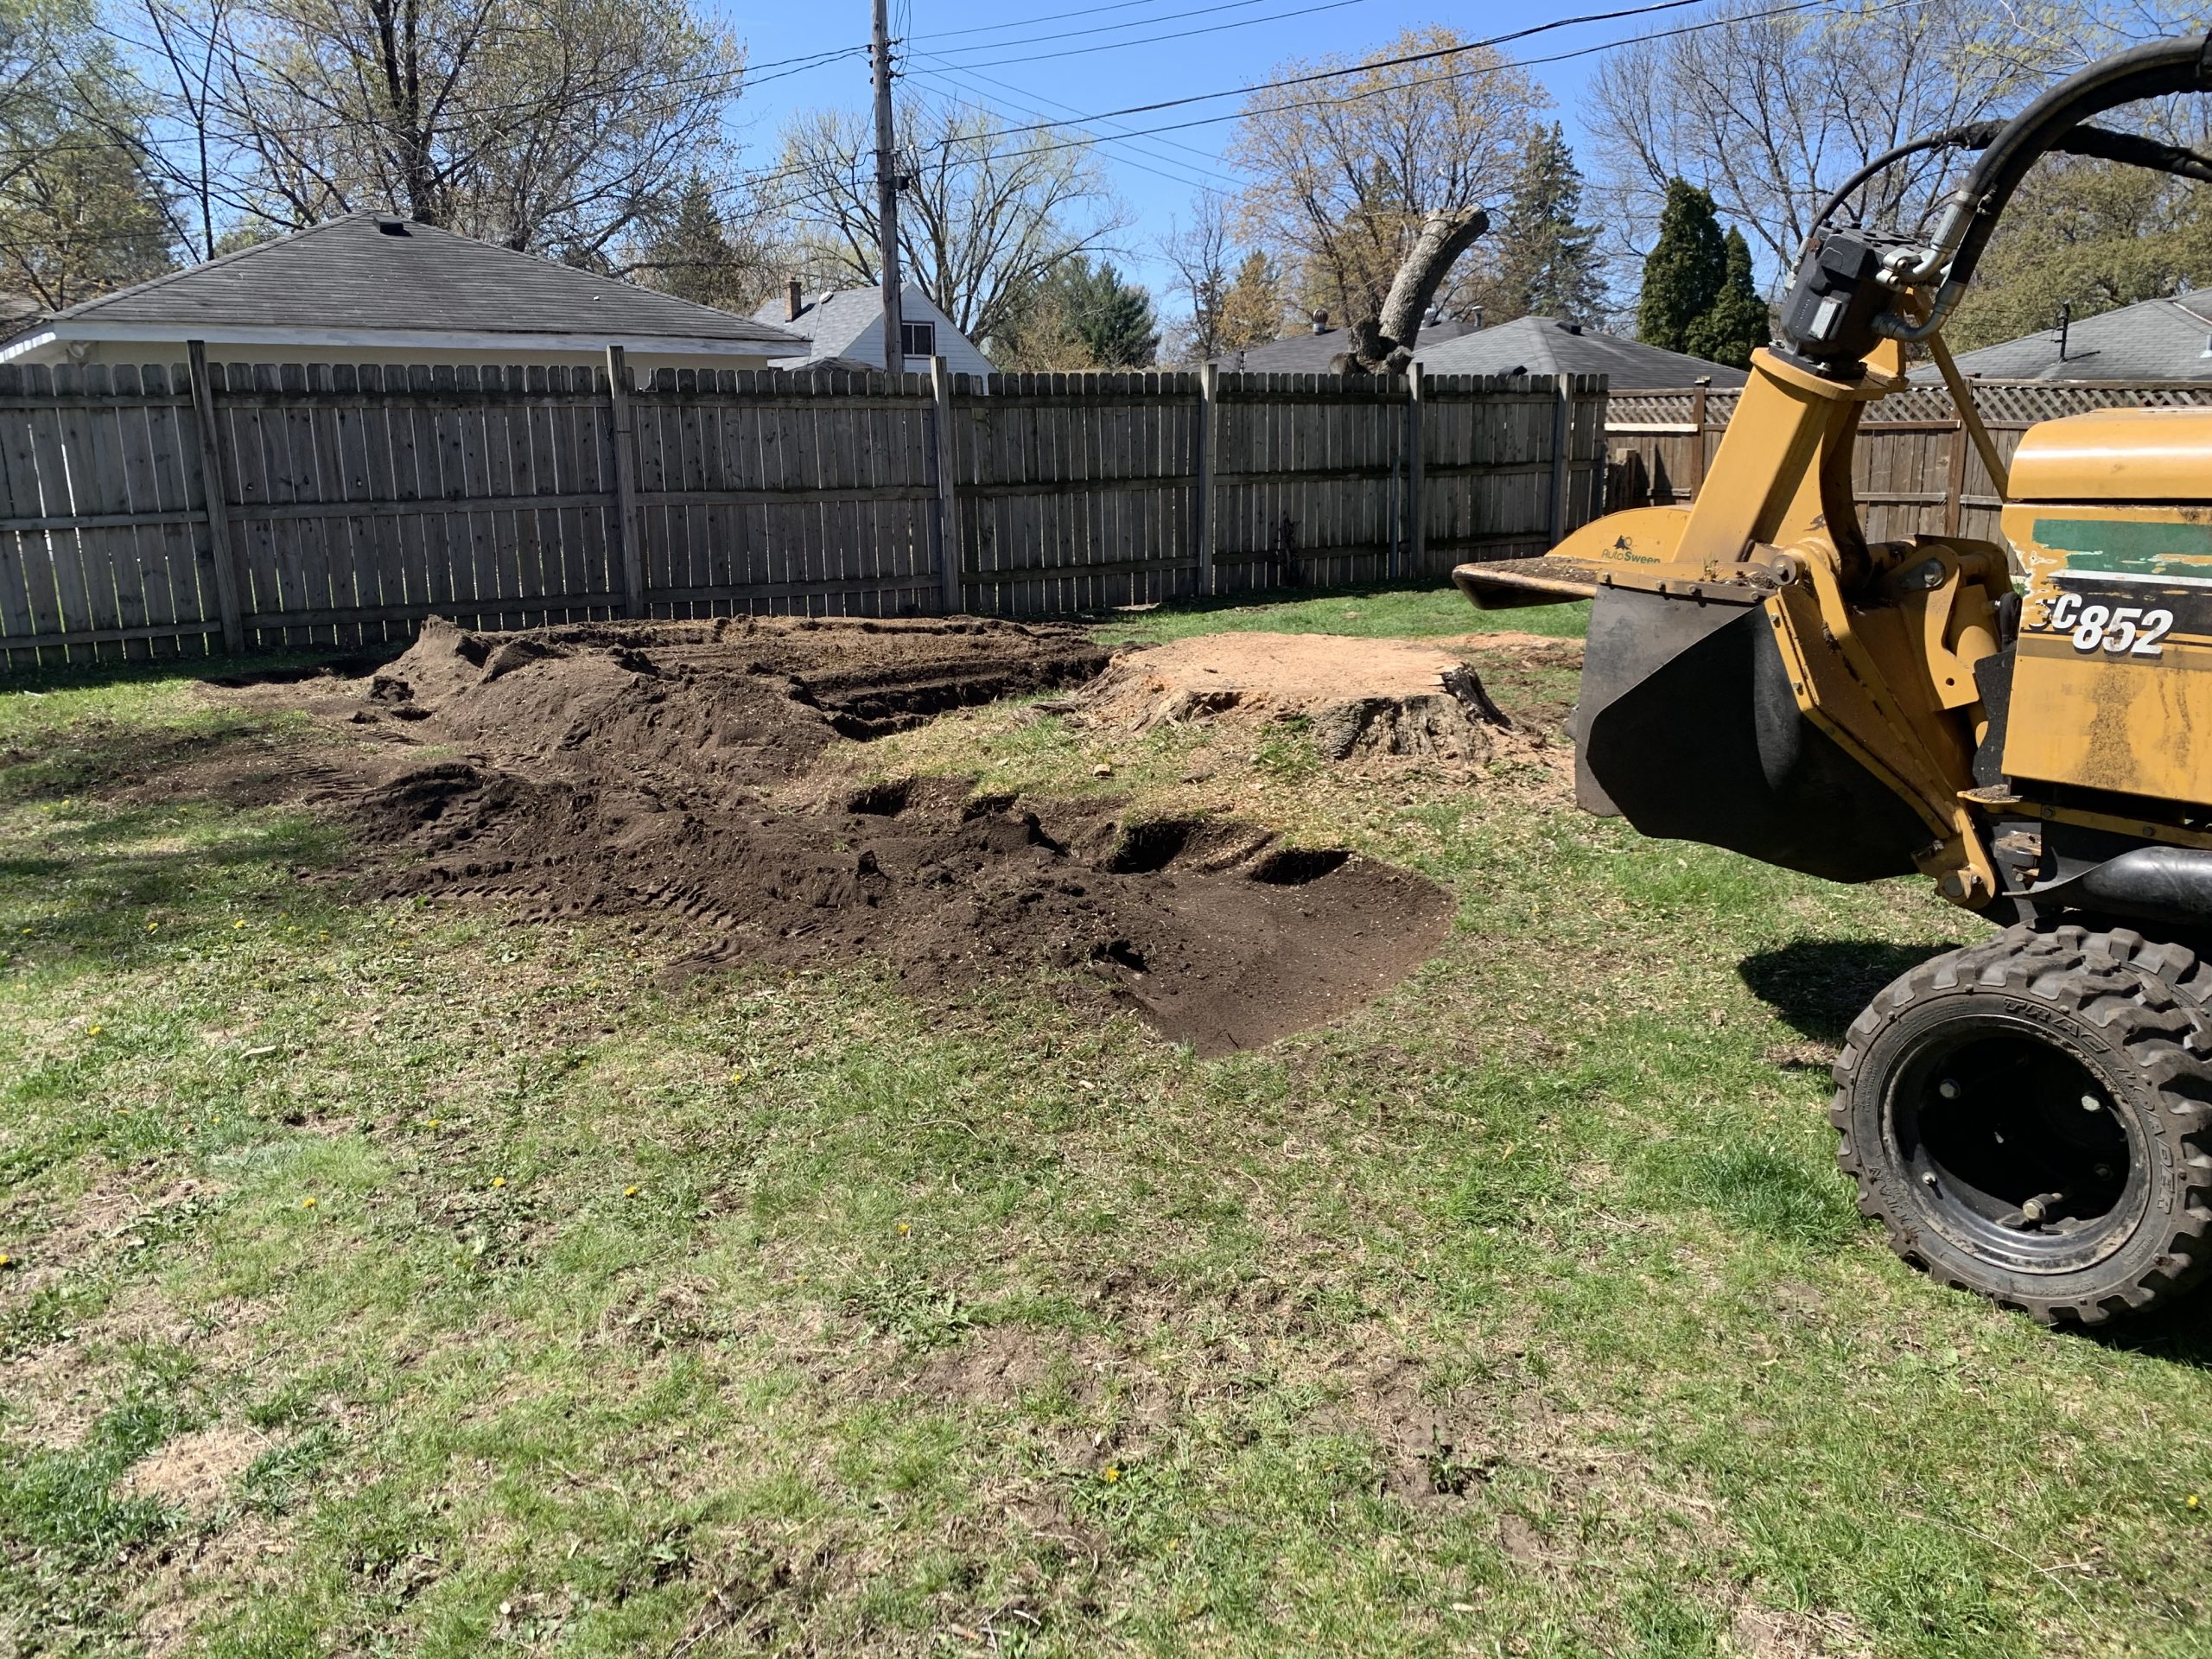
[
  {"left": 693, "top": 0, "right": 1924, "bottom": 213},
  {"left": 909, "top": 0, "right": 1932, "bottom": 185},
  {"left": 883, "top": 0, "right": 1758, "bottom": 158},
  {"left": 918, "top": 0, "right": 1374, "bottom": 60},
  {"left": 906, "top": 50, "right": 1229, "bottom": 169},
  {"left": 912, "top": 0, "right": 1275, "bottom": 44},
  {"left": 906, "top": 65, "right": 1227, "bottom": 195}
]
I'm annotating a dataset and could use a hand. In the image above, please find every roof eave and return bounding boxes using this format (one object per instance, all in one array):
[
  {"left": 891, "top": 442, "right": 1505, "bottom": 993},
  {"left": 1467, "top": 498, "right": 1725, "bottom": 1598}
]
[{"left": 2, "top": 321, "right": 798, "bottom": 358}]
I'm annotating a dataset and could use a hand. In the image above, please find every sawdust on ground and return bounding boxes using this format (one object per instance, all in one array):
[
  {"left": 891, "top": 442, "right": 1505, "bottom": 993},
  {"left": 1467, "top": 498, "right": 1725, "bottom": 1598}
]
[{"left": 1074, "top": 631, "right": 1544, "bottom": 765}]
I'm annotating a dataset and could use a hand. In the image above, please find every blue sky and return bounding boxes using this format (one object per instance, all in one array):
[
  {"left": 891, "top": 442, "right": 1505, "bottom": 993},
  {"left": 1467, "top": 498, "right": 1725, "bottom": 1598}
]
[{"left": 709, "top": 0, "right": 1630, "bottom": 313}]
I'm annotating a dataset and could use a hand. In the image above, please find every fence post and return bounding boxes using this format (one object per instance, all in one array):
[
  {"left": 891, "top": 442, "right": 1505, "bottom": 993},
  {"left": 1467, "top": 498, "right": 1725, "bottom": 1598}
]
[
  {"left": 931, "top": 355, "right": 964, "bottom": 615},
  {"left": 1546, "top": 374, "right": 1571, "bottom": 547},
  {"left": 1407, "top": 364, "right": 1426, "bottom": 576},
  {"left": 1943, "top": 415, "right": 1969, "bottom": 536},
  {"left": 184, "top": 340, "right": 245, "bottom": 653},
  {"left": 604, "top": 345, "right": 646, "bottom": 618},
  {"left": 1196, "top": 364, "right": 1217, "bottom": 597},
  {"left": 1689, "top": 377, "right": 1711, "bottom": 502}
]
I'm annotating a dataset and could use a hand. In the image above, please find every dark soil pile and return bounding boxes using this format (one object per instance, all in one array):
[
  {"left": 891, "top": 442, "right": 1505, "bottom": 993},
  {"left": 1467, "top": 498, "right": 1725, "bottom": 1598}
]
[{"left": 307, "top": 616, "right": 1454, "bottom": 1055}]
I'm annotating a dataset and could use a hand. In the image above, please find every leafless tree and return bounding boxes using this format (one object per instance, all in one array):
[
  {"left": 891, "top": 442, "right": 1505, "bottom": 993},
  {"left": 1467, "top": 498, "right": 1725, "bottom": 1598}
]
[
  {"left": 1228, "top": 27, "right": 1544, "bottom": 333},
  {"left": 773, "top": 92, "right": 1122, "bottom": 349},
  {"left": 1158, "top": 194, "right": 1234, "bottom": 363},
  {"left": 211, "top": 0, "right": 746, "bottom": 259},
  {"left": 1586, "top": 0, "right": 2074, "bottom": 277},
  {"left": 122, "top": 0, "right": 239, "bottom": 262}
]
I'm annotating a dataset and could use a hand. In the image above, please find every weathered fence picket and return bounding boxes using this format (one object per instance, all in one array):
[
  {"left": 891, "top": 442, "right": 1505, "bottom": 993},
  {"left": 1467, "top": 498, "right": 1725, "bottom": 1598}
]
[
  {"left": 0, "top": 356, "right": 1609, "bottom": 670},
  {"left": 1604, "top": 378, "right": 2212, "bottom": 543}
]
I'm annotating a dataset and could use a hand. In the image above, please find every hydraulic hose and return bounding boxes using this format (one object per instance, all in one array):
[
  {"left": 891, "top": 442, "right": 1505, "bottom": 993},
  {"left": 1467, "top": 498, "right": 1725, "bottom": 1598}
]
[{"left": 1875, "top": 32, "right": 2212, "bottom": 342}]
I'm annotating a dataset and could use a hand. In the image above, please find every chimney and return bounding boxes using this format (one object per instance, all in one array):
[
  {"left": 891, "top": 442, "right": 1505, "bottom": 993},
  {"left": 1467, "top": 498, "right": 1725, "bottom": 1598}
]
[
  {"left": 1310, "top": 309, "right": 1330, "bottom": 334},
  {"left": 786, "top": 277, "right": 804, "bottom": 322}
]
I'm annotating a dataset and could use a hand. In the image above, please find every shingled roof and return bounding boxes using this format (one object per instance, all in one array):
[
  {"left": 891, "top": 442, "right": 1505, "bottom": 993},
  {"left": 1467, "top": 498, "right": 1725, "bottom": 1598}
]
[
  {"left": 1214, "top": 318, "right": 1481, "bottom": 372},
  {"left": 1913, "top": 291, "right": 2212, "bottom": 383},
  {"left": 1412, "top": 316, "right": 1747, "bottom": 388},
  {"left": 751, "top": 282, "right": 995, "bottom": 376},
  {"left": 4, "top": 213, "right": 806, "bottom": 354}
]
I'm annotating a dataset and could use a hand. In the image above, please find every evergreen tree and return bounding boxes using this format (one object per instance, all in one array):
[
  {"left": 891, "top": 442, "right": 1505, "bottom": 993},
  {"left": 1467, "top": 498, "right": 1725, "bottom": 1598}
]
[
  {"left": 995, "top": 258, "right": 1158, "bottom": 369},
  {"left": 1637, "top": 178, "right": 1726, "bottom": 353},
  {"left": 1489, "top": 123, "right": 1602, "bottom": 324},
  {"left": 1068, "top": 259, "right": 1159, "bottom": 367},
  {"left": 1684, "top": 226, "right": 1770, "bottom": 368},
  {"left": 636, "top": 175, "right": 765, "bottom": 313}
]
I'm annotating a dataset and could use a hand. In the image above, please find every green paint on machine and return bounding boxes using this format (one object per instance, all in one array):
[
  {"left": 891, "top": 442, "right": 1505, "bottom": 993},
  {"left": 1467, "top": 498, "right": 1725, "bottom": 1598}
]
[{"left": 2032, "top": 517, "right": 2212, "bottom": 582}]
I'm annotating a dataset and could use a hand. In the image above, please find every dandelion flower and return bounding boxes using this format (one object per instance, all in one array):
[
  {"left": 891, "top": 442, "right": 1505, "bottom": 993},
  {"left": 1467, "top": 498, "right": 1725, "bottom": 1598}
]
[
  {"left": 300, "top": 1197, "right": 317, "bottom": 1209},
  {"left": 729, "top": 1070, "right": 744, "bottom": 1084},
  {"left": 2192, "top": 1494, "right": 2203, "bottom": 1510},
  {"left": 491, "top": 1177, "right": 507, "bottom": 1189},
  {"left": 88, "top": 1025, "right": 101, "bottom": 1036},
  {"left": 1102, "top": 1465, "right": 1122, "bottom": 1484},
  {"left": 0, "top": 1254, "right": 12, "bottom": 1269},
  {"left": 233, "top": 920, "right": 246, "bottom": 930},
  {"left": 624, "top": 1185, "right": 639, "bottom": 1198},
  {"left": 426, "top": 1117, "right": 441, "bottom": 1128},
  {"left": 896, "top": 1222, "right": 911, "bottom": 1236}
]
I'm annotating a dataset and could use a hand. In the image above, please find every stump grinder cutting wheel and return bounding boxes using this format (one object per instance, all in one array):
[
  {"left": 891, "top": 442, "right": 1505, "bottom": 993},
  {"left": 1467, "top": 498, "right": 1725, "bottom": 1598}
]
[{"left": 1458, "top": 35, "right": 2212, "bottom": 1325}]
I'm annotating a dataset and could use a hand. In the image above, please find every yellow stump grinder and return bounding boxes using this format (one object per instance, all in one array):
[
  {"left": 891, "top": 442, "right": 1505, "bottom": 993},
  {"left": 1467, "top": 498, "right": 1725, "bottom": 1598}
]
[{"left": 1458, "top": 35, "right": 2212, "bottom": 1325}]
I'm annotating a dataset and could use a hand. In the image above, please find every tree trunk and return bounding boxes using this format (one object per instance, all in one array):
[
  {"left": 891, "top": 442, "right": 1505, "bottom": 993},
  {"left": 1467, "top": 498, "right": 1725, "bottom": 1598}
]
[{"left": 1336, "top": 207, "right": 1491, "bottom": 372}]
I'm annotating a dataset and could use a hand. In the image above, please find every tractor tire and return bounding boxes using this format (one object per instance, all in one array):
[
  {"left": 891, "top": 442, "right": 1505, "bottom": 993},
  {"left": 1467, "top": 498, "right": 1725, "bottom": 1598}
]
[{"left": 1832, "top": 924, "right": 2212, "bottom": 1325}]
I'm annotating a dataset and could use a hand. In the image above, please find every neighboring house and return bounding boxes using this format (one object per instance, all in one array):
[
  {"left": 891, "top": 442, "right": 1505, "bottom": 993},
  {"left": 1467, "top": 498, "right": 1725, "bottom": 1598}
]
[
  {"left": 0, "top": 213, "right": 808, "bottom": 374},
  {"left": 1213, "top": 315, "right": 1482, "bottom": 372},
  {"left": 755, "top": 280, "right": 993, "bottom": 376},
  {"left": 1914, "top": 291, "right": 2212, "bottom": 382},
  {"left": 1412, "top": 315, "right": 1749, "bottom": 389}
]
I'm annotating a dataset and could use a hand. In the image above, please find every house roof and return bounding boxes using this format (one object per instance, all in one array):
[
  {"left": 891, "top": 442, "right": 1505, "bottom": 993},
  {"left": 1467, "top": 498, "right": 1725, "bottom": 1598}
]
[
  {"left": 1915, "top": 290, "right": 2212, "bottom": 383},
  {"left": 7, "top": 213, "right": 806, "bottom": 352},
  {"left": 1217, "top": 318, "right": 1481, "bottom": 373},
  {"left": 756, "top": 286, "right": 892, "bottom": 359},
  {"left": 751, "top": 282, "right": 988, "bottom": 372},
  {"left": 1412, "top": 315, "right": 1749, "bottom": 388}
]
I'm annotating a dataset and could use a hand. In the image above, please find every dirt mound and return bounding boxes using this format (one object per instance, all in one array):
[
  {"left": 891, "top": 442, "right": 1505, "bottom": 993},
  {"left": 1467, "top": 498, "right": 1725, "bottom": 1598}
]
[
  {"left": 299, "top": 617, "right": 1453, "bottom": 1055},
  {"left": 1076, "top": 632, "right": 1522, "bottom": 764}
]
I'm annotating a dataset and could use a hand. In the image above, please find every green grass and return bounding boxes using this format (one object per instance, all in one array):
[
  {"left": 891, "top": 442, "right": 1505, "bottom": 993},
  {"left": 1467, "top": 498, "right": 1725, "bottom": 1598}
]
[
  {"left": 3, "top": 599, "right": 2211, "bottom": 1658},
  {"left": 1094, "top": 580, "right": 1591, "bottom": 645}
]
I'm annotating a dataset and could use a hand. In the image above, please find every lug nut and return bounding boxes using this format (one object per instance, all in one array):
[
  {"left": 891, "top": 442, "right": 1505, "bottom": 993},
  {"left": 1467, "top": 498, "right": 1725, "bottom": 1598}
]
[
  {"left": 1938, "top": 1078, "right": 1961, "bottom": 1100},
  {"left": 1922, "top": 1172, "right": 1940, "bottom": 1188},
  {"left": 2023, "top": 1197, "right": 2047, "bottom": 1222},
  {"left": 2082, "top": 1094, "right": 2102, "bottom": 1113}
]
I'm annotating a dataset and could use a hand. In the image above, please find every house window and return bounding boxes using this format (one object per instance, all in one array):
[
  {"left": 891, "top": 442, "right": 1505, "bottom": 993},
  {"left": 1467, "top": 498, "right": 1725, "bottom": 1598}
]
[{"left": 899, "top": 321, "right": 936, "bottom": 360}]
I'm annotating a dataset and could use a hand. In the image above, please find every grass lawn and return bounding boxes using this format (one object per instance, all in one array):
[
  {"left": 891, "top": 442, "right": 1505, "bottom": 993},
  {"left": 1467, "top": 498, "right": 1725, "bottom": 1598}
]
[{"left": 3, "top": 584, "right": 2210, "bottom": 1657}]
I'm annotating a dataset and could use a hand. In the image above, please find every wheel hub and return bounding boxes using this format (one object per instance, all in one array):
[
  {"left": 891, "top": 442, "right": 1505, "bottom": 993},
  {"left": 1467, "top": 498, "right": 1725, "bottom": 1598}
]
[{"left": 1886, "top": 1015, "right": 2146, "bottom": 1274}]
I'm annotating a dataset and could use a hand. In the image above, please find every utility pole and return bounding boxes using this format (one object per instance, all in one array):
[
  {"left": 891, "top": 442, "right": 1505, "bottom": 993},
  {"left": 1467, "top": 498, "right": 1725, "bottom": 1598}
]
[{"left": 871, "top": 0, "right": 904, "bottom": 374}]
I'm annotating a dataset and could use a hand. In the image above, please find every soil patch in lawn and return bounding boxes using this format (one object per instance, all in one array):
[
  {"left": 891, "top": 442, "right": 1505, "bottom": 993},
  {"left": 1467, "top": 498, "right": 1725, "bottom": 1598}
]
[
  {"left": 215, "top": 616, "right": 1456, "bottom": 1056},
  {"left": 120, "top": 1423, "right": 264, "bottom": 1510}
]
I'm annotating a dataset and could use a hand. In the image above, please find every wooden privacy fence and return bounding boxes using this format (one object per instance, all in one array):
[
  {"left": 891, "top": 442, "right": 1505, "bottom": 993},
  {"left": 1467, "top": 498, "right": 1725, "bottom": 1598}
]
[
  {"left": 1605, "top": 377, "right": 2212, "bottom": 543},
  {"left": 0, "top": 353, "right": 1607, "bottom": 671}
]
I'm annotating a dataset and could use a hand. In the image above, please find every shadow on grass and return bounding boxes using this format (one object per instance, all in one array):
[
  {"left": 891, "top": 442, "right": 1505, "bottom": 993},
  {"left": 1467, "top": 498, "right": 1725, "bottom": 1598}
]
[
  {"left": 0, "top": 710, "right": 301, "bottom": 805},
  {"left": 1, "top": 639, "right": 401, "bottom": 697},
  {"left": 1737, "top": 939, "right": 1961, "bottom": 1045},
  {"left": 2087, "top": 1291, "right": 2212, "bottom": 1368}
]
